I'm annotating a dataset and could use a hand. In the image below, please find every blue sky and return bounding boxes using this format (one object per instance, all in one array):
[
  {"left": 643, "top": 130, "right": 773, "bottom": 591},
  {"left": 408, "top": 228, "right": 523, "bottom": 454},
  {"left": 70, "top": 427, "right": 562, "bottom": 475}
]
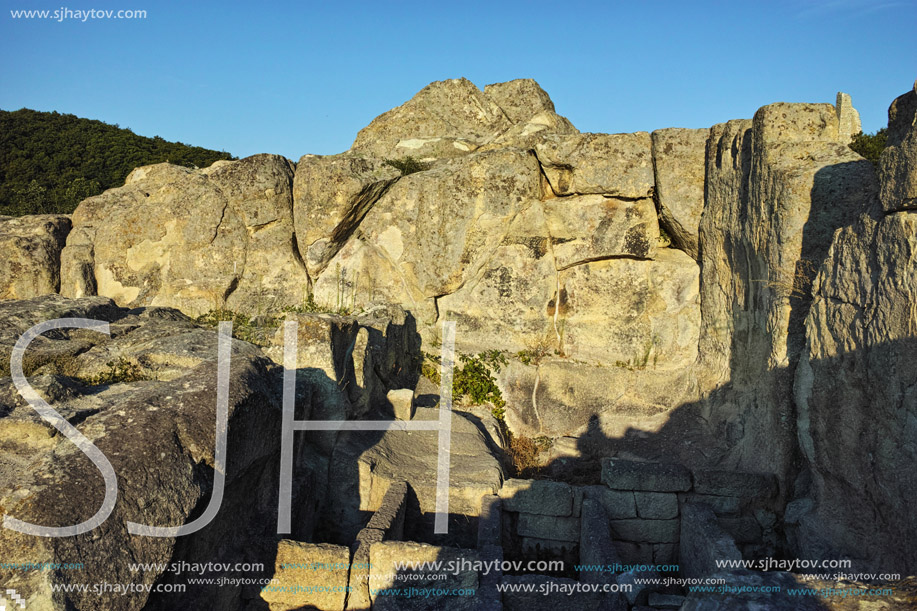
[{"left": 1, "top": 0, "right": 915, "bottom": 160}]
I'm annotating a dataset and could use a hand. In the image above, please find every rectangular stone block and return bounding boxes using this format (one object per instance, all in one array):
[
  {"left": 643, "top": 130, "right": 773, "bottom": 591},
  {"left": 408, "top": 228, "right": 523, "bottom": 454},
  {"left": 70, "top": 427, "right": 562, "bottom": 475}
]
[
  {"left": 365, "top": 480, "right": 407, "bottom": 539},
  {"left": 262, "top": 540, "right": 350, "bottom": 611},
  {"left": 583, "top": 485, "right": 636, "bottom": 519},
  {"left": 499, "top": 478, "right": 573, "bottom": 516},
  {"left": 609, "top": 519, "right": 680, "bottom": 543},
  {"left": 387, "top": 388, "right": 415, "bottom": 420},
  {"left": 369, "top": 542, "right": 478, "bottom": 610},
  {"left": 693, "top": 469, "right": 777, "bottom": 499},
  {"left": 613, "top": 541, "right": 654, "bottom": 565},
  {"left": 517, "top": 512, "right": 580, "bottom": 542},
  {"left": 686, "top": 493, "right": 741, "bottom": 515},
  {"left": 653, "top": 543, "right": 677, "bottom": 565},
  {"left": 580, "top": 499, "right": 619, "bottom": 585},
  {"left": 477, "top": 495, "right": 502, "bottom": 547},
  {"left": 572, "top": 485, "right": 585, "bottom": 518},
  {"left": 521, "top": 537, "right": 577, "bottom": 555},
  {"left": 634, "top": 491, "right": 678, "bottom": 519},
  {"left": 680, "top": 503, "right": 741, "bottom": 580},
  {"left": 601, "top": 459, "right": 691, "bottom": 492}
]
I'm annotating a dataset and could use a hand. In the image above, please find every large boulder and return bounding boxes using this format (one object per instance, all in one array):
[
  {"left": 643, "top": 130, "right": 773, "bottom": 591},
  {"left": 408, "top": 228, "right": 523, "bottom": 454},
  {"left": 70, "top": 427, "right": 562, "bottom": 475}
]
[
  {"left": 651, "top": 128, "right": 707, "bottom": 259},
  {"left": 292, "top": 154, "right": 400, "bottom": 277},
  {"left": 0, "top": 214, "right": 71, "bottom": 299},
  {"left": 534, "top": 132, "right": 654, "bottom": 197},
  {"left": 350, "top": 78, "right": 576, "bottom": 162},
  {"left": 60, "top": 155, "right": 308, "bottom": 316},
  {"left": 0, "top": 295, "right": 313, "bottom": 611}
]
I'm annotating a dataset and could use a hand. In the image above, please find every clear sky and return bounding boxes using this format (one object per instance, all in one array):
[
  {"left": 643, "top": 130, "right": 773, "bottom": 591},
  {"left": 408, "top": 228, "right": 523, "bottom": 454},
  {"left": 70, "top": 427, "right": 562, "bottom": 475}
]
[{"left": 1, "top": 0, "right": 915, "bottom": 160}]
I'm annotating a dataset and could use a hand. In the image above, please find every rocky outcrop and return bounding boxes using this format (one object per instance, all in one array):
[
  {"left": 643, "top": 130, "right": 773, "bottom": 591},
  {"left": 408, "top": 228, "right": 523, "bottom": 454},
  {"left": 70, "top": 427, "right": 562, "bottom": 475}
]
[
  {"left": 0, "top": 295, "right": 302, "bottom": 611},
  {"left": 791, "top": 93, "right": 917, "bottom": 571},
  {"left": 60, "top": 155, "right": 307, "bottom": 316},
  {"left": 878, "top": 82, "right": 917, "bottom": 212},
  {"left": 350, "top": 78, "right": 576, "bottom": 162},
  {"left": 697, "top": 100, "right": 879, "bottom": 484},
  {"left": 0, "top": 214, "right": 71, "bottom": 299}
]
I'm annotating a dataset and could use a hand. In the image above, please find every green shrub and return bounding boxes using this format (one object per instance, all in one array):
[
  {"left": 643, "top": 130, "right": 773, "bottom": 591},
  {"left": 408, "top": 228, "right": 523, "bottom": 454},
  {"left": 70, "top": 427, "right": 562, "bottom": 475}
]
[
  {"left": 849, "top": 128, "right": 887, "bottom": 164},
  {"left": 422, "top": 350, "right": 507, "bottom": 417},
  {"left": 194, "top": 309, "right": 279, "bottom": 346}
]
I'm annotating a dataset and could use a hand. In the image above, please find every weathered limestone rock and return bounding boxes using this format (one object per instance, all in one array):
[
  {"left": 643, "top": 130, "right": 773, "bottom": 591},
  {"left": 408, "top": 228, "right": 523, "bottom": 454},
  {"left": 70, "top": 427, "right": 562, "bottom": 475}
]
[
  {"left": 312, "top": 147, "right": 543, "bottom": 325},
  {"left": 878, "top": 84, "right": 917, "bottom": 212},
  {"left": 293, "top": 153, "right": 400, "bottom": 277},
  {"left": 543, "top": 195, "right": 659, "bottom": 267},
  {"left": 698, "top": 100, "right": 879, "bottom": 485},
  {"left": 516, "top": 513, "right": 579, "bottom": 542},
  {"left": 0, "top": 296, "right": 299, "bottom": 611},
  {"left": 351, "top": 78, "right": 576, "bottom": 163},
  {"left": 498, "top": 478, "right": 573, "bottom": 516},
  {"left": 261, "top": 541, "right": 350, "bottom": 611},
  {"left": 61, "top": 155, "right": 308, "bottom": 316},
  {"left": 534, "top": 132, "right": 654, "bottom": 197},
  {"left": 499, "top": 358, "right": 699, "bottom": 438},
  {"left": 651, "top": 128, "right": 707, "bottom": 259},
  {"left": 436, "top": 201, "right": 556, "bottom": 354},
  {"left": 793, "top": 211, "right": 917, "bottom": 572},
  {"left": 634, "top": 491, "right": 678, "bottom": 520},
  {"left": 351, "top": 78, "right": 512, "bottom": 161},
  {"left": 482, "top": 79, "right": 556, "bottom": 124},
  {"left": 602, "top": 458, "right": 691, "bottom": 492},
  {"left": 369, "top": 542, "right": 478, "bottom": 611},
  {"left": 557, "top": 249, "right": 699, "bottom": 367},
  {"left": 326, "top": 407, "right": 502, "bottom": 546},
  {"left": 263, "top": 306, "right": 420, "bottom": 428},
  {"left": 679, "top": 503, "right": 741, "bottom": 580},
  {"left": 388, "top": 388, "right": 415, "bottom": 420},
  {"left": 0, "top": 214, "right": 71, "bottom": 299}
]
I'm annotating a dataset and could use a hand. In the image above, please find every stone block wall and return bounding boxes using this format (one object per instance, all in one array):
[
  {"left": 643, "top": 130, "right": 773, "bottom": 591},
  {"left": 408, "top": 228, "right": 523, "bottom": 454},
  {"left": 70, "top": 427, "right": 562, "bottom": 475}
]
[{"left": 496, "top": 459, "right": 779, "bottom": 572}]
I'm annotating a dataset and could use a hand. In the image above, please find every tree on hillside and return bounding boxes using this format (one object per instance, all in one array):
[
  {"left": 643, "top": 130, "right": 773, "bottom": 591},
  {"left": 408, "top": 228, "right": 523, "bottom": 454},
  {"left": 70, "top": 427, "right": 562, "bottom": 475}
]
[
  {"left": 0, "top": 109, "right": 235, "bottom": 215},
  {"left": 849, "top": 128, "right": 887, "bottom": 165}
]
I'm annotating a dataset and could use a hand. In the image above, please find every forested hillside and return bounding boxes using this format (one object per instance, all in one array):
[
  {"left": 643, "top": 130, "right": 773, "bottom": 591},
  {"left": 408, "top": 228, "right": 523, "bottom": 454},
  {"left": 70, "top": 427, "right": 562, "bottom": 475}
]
[{"left": 0, "top": 109, "right": 235, "bottom": 215}]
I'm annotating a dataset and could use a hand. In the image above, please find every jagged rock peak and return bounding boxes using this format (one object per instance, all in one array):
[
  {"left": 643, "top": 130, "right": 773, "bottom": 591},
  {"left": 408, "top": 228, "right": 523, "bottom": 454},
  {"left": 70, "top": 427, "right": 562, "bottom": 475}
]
[{"left": 350, "top": 77, "right": 577, "bottom": 161}]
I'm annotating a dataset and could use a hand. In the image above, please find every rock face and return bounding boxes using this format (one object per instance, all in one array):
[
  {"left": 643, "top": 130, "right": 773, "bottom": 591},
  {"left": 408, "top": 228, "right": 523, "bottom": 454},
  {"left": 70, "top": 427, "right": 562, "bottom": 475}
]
[
  {"left": 60, "top": 155, "right": 307, "bottom": 316},
  {"left": 7, "top": 79, "right": 916, "bottom": 585},
  {"left": 697, "top": 100, "right": 879, "bottom": 484},
  {"left": 879, "top": 84, "right": 917, "bottom": 212},
  {"left": 0, "top": 295, "right": 306, "bottom": 611},
  {"left": 792, "top": 213, "right": 917, "bottom": 570},
  {"left": 0, "top": 214, "right": 71, "bottom": 299}
]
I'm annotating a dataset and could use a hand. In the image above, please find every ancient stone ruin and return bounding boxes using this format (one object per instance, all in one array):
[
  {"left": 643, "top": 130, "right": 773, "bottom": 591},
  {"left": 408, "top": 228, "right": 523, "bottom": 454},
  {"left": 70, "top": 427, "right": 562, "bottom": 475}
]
[{"left": 1, "top": 78, "right": 915, "bottom": 610}]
